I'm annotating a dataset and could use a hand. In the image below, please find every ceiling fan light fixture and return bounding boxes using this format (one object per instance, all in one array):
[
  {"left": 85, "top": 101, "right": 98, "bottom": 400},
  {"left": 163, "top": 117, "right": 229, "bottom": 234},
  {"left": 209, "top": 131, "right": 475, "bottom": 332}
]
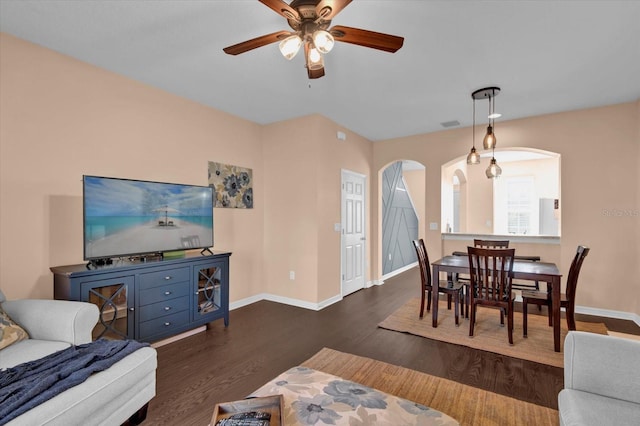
[
  {"left": 307, "top": 46, "right": 324, "bottom": 70},
  {"left": 223, "top": 1, "right": 404, "bottom": 78},
  {"left": 313, "top": 30, "right": 335, "bottom": 54},
  {"left": 279, "top": 34, "right": 302, "bottom": 60}
]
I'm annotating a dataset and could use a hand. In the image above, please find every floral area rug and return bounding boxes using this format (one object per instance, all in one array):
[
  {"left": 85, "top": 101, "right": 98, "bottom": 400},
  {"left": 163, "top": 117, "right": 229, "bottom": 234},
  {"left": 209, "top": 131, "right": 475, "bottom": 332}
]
[
  {"left": 298, "top": 348, "right": 559, "bottom": 426},
  {"left": 250, "top": 366, "right": 459, "bottom": 425}
]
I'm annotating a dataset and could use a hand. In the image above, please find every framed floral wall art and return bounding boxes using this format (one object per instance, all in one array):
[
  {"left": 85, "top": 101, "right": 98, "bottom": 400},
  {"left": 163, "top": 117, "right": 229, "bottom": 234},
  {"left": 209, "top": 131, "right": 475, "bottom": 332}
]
[{"left": 208, "top": 162, "right": 253, "bottom": 208}]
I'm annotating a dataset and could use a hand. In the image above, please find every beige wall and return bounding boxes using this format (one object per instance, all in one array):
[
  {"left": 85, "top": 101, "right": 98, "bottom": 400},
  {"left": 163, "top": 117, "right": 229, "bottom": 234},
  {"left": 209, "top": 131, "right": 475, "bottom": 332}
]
[
  {"left": 261, "top": 115, "right": 373, "bottom": 304},
  {"left": 2, "top": 33, "right": 638, "bottom": 318},
  {"left": 0, "top": 33, "right": 374, "bottom": 307},
  {"left": 0, "top": 33, "right": 267, "bottom": 302},
  {"left": 374, "top": 101, "right": 640, "bottom": 315}
]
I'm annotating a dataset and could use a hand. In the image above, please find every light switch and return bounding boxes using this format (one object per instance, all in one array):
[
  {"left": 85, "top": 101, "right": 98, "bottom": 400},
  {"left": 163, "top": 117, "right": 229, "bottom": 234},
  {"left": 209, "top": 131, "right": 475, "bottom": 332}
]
[{"left": 429, "top": 222, "right": 438, "bottom": 230}]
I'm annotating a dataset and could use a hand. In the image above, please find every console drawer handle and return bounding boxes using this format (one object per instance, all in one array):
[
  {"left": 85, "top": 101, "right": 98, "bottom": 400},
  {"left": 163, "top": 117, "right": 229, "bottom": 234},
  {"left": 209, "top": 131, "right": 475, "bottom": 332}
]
[
  {"left": 164, "top": 276, "right": 171, "bottom": 280},
  {"left": 164, "top": 306, "right": 171, "bottom": 311},
  {"left": 164, "top": 322, "right": 171, "bottom": 326},
  {"left": 164, "top": 291, "right": 172, "bottom": 295}
]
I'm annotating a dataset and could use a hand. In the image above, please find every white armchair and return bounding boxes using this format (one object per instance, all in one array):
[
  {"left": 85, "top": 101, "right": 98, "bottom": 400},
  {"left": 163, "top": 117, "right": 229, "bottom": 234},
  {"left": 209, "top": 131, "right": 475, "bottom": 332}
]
[{"left": 559, "top": 331, "right": 640, "bottom": 426}]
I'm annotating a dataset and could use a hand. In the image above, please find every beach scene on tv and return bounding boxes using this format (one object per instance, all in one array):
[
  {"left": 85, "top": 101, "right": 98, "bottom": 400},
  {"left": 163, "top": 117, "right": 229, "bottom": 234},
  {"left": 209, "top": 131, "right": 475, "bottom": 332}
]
[{"left": 84, "top": 176, "right": 213, "bottom": 259}]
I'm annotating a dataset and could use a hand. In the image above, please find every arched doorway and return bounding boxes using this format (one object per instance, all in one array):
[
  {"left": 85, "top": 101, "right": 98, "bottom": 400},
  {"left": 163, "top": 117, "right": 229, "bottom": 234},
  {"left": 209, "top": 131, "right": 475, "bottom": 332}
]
[{"left": 380, "top": 160, "right": 425, "bottom": 278}]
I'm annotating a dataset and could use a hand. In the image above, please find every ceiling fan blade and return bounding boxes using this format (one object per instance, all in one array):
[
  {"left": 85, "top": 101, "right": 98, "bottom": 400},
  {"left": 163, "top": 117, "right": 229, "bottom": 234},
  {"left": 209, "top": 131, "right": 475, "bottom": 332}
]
[
  {"left": 259, "top": 0, "right": 301, "bottom": 22},
  {"left": 330, "top": 25, "right": 404, "bottom": 53},
  {"left": 308, "top": 66, "right": 325, "bottom": 79},
  {"left": 315, "top": 0, "right": 353, "bottom": 20},
  {"left": 223, "top": 30, "right": 291, "bottom": 55}
]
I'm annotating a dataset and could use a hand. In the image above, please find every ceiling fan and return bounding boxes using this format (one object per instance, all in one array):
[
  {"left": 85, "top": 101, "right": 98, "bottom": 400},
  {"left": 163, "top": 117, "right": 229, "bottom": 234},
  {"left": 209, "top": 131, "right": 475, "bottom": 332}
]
[{"left": 223, "top": 0, "right": 404, "bottom": 79}]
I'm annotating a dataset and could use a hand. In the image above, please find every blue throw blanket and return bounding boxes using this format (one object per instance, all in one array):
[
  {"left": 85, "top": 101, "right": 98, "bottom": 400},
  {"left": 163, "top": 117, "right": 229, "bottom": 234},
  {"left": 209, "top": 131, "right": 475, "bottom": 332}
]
[{"left": 0, "top": 338, "right": 148, "bottom": 425}]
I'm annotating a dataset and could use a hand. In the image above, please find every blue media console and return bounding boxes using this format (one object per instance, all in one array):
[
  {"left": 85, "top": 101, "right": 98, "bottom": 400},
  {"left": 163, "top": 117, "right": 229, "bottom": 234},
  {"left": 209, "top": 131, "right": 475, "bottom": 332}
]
[{"left": 51, "top": 251, "right": 231, "bottom": 342}]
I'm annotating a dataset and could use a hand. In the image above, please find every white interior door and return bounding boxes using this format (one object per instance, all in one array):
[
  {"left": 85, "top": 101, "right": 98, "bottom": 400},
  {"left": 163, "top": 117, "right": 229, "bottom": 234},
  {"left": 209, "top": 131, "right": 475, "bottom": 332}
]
[{"left": 341, "top": 170, "right": 366, "bottom": 296}]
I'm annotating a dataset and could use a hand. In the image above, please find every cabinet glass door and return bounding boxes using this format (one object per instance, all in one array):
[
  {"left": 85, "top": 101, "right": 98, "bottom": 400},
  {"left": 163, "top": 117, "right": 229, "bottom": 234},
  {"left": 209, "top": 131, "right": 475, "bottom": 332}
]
[
  {"left": 83, "top": 277, "right": 134, "bottom": 340},
  {"left": 195, "top": 266, "right": 221, "bottom": 317}
]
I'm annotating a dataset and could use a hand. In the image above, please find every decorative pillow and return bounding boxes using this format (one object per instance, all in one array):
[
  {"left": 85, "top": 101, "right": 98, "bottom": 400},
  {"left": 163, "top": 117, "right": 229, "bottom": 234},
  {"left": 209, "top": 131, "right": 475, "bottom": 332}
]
[{"left": 0, "top": 307, "right": 29, "bottom": 350}]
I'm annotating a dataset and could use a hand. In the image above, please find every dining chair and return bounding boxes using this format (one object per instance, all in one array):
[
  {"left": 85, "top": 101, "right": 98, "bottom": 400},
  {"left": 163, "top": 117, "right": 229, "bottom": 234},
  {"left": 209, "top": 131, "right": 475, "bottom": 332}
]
[
  {"left": 522, "top": 245, "right": 590, "bottom": 337},
  {"left": 473, "top": 239, "right": 510, "bottom": 248},
  {"left": 458, "top": 239, "right": 511, "bottom": 318},
  {"left": 474, "top": 239, "right": 542, "bottom": 294},
  {"left": 467, "top": 246, "right": 517, "bottom": 344},
  {"left": 412, "top": 239, "right": 465, "bottom": 326}
]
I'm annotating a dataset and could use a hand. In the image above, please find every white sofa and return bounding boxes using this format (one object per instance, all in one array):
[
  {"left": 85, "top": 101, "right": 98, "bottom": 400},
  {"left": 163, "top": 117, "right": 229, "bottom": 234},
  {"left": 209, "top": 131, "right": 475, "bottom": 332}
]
[
  {"left": 0, "top": 289, "right": 157, "bottom": 425},
  {"left": 559, "top": 331, "right": 640, "bottom": 426}
]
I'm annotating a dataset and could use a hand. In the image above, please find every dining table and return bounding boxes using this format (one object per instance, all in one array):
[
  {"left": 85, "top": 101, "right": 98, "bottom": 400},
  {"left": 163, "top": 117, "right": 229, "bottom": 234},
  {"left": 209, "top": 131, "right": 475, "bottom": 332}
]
[{"left": 431, "top": 255, "right": 564, "bottom": 352}]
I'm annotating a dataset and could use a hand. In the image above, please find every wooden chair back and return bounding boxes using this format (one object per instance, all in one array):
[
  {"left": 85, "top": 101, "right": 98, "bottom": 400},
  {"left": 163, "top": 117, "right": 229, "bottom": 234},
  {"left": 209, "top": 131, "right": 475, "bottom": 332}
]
[
  {"left": 565, "top": 245, "right": 590, "bottom": 302},
  {"left": 412, "top": 239, "right": 432, "bottom": 289},
  {"left": 474, "top": 239, "right": 510, "bottom": 248},
  {"left": 467, "top": 247, "right": 516, "bottom": 305}
]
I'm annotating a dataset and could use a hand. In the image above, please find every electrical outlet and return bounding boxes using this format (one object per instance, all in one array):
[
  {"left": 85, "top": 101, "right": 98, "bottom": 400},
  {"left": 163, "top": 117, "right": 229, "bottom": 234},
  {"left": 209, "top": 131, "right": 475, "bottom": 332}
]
[{"left": 289, "top": 271, "right": 295, "bottom": 280}]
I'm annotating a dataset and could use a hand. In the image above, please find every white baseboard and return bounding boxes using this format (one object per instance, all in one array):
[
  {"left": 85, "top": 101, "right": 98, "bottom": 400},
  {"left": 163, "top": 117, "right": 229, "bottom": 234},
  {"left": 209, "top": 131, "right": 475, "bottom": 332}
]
[
  {"left": 230, "top": 284, "right": 640, "bottom": 326},
  {"left": 151, "top": 325, "right": 206, "bottom": 348},
  {"left": 576, "top": 305, "right": 640, "bottom": 327},
  {"left": 382, "top": 262, "right": 417, "bottom": 281},
  {"left": 513, "top": 294, "right": 640, "bottom": 327},
  {"left": 230, "top": 292, "right": 343, "bottom": 312},
  {"left": 366, "top": 279, "right": 384, "bottom": 287},
  {"left": 229, "top": 294, "right": 264, "bottom": 310}
]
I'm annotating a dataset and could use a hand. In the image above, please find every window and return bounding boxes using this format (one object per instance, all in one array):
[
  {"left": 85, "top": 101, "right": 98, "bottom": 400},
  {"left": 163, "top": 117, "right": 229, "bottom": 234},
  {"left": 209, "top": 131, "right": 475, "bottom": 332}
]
[{"left": 506, "top": 176, "right": 534, "bottom": 234}]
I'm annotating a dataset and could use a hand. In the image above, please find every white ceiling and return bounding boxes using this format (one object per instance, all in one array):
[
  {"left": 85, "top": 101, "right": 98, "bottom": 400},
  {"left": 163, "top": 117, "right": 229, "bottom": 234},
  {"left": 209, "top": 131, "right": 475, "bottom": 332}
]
[{"left": 1, "top": 0, "right": 639, "bottom": 141}]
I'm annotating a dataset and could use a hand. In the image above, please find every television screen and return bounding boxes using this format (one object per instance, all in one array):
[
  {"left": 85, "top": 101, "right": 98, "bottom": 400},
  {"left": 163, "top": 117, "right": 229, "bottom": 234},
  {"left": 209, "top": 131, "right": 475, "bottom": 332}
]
[{"left": 83, "top": 175, "right": 213, "bottom": 260}]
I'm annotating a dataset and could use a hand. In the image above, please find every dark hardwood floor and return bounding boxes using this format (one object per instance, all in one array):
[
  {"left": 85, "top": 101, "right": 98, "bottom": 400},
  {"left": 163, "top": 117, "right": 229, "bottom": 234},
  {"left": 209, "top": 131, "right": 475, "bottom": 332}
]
[{"left": 147, "top": 268, "right": 640, "bottom": 425}]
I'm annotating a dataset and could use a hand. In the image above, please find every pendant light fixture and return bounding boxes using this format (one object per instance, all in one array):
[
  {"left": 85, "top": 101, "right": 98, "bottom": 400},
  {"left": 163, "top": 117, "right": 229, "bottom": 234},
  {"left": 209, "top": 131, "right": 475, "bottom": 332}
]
[
  {"left": 466, "top": 94, "right": 481, "bottom": 165},
  {"left": 470, "top": 87, "right": 502, "bottom": 178},
  {"left": 485, "top": 157, "right": 502, "bottom": 178},
  {"left": 483, "top": 94, "right": 497, "bottom": 150}
]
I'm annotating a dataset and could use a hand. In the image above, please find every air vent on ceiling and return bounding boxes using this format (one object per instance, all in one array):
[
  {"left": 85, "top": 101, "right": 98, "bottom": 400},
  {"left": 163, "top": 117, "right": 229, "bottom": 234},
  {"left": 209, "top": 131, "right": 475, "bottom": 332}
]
[{"left": 440, "top": 120, "right": 460, "bottom": 128}]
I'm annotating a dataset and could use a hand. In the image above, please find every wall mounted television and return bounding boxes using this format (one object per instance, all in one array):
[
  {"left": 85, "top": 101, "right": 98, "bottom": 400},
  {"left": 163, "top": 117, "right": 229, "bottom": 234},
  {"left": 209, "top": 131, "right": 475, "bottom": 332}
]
[{"left": 83, "top": 175, "right": 214, "bottom": 261}]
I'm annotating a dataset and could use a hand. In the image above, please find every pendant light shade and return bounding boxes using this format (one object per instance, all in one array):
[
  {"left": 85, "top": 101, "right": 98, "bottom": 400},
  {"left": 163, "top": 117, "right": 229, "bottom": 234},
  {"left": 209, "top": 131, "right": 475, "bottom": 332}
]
[
  {"left": 486, "top": 158, "right": 502, "bottom": 178},
  {"left": 482, "top": 94, "right": 497, "bottom": 149},
  {"left": 483, "top": 125, "right": 496, "bottom": 150},
  {"left": 467, "top": 94, "right": 481, "bottom": 165},
  {"left": 467, "top": 147, "right": 481, "bottom": 165}
]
